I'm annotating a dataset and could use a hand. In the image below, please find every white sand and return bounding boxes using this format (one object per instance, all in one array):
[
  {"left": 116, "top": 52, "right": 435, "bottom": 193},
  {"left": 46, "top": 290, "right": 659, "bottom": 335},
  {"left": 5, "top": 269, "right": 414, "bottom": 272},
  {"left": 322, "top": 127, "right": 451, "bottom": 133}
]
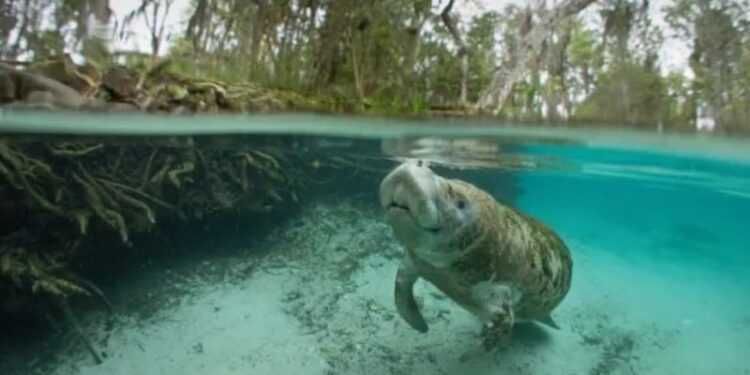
[
  {"left": 25, "top": 200, "right": 750, "bottom": 375},
  {"left": 50, "top": 270, "right": 328, "bottom": 375}
]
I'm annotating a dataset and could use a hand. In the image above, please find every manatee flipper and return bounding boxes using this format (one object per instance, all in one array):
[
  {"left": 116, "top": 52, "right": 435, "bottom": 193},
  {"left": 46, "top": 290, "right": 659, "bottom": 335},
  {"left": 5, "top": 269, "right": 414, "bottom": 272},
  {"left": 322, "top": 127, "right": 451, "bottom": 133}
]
[
  {"left": 458, "top": 301, "right": 515, "bottom": 363},
  {"left": 394, "top": 258, "right": 428, "bottom": 333},
  {"left": 459, "top": 285, "right": 516, "bottom": 362},
  {"left": 481, "top": 300, "right": 514, "bottom": 351},
  {"left": 536, "top": 314, "right": 560, "bottom": 329}
]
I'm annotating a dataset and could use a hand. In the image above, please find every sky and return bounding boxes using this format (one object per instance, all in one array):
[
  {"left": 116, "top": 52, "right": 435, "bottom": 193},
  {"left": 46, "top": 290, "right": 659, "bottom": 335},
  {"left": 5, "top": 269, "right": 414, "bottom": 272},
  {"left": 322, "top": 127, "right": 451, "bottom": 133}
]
[{"left": 108, "top": 0, "right": 691, "bottom": 76}]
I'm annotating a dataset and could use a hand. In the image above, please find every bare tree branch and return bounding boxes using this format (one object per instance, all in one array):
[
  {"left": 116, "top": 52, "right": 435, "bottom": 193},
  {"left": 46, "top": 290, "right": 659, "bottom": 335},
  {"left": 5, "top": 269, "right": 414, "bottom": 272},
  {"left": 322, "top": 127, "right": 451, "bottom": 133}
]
[
  {"left": 403, "top": 0, "right": 431, "bottom": 76},
  {"left": 441, "top": 0, "right": 468, "bottom": 107},
  {"left": 137, "top": 0, "right": 173, "bottom": 57},
  {"left": 9, "top": 0, "right": 32, "bottom": 59},
  {"left": 476, "top": 0, "right": 597, "bottom": 114}
]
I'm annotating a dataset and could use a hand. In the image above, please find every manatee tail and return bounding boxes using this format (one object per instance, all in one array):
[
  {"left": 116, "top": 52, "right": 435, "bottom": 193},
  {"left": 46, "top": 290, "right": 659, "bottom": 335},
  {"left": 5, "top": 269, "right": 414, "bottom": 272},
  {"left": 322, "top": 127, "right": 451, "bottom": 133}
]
[{"left": 535, "top": 314, "right": 560, "bottom": 329}]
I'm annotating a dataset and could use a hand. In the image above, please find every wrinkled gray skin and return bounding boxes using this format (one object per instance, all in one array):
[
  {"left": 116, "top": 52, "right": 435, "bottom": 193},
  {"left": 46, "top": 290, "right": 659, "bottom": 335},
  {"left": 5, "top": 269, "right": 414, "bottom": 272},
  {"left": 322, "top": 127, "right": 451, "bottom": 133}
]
[{"left": 379, "top": 160, "right": 572, "bottom": 357}]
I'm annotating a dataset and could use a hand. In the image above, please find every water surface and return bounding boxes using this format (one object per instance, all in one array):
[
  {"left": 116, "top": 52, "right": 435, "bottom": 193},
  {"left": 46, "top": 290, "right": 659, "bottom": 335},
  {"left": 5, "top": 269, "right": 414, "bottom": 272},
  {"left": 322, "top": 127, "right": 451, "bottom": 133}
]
[{"left": 1, "top": 111, "right": 748, "bottom": 375}]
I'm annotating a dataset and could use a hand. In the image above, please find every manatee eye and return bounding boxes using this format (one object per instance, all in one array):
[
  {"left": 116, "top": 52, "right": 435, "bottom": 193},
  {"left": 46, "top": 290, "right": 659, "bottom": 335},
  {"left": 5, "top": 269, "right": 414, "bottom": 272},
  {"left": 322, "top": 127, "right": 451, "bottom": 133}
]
[
  {"left": 417, "top": 159, "right": 423, "bottom": 167},
  {"left": 447, "top": 185, "right": 453, "bottom": 196},
  {"left": 457, "top": 200, "right": 466, "bottom": 210}
]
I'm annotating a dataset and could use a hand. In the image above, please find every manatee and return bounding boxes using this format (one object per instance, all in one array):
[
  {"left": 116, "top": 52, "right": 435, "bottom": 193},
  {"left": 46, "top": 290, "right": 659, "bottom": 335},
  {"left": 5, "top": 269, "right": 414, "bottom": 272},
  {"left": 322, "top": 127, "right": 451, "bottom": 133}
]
[{"left": 379, "top": 160, "right": 572, "bottom": 357}]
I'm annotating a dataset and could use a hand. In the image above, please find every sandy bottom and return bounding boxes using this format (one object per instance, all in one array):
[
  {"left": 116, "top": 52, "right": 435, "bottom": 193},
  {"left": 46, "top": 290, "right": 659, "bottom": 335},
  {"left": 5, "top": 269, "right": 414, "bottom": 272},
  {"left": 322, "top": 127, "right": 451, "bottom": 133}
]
[{"left": 14, "top": 200, "right": 750, "bottom": 375}]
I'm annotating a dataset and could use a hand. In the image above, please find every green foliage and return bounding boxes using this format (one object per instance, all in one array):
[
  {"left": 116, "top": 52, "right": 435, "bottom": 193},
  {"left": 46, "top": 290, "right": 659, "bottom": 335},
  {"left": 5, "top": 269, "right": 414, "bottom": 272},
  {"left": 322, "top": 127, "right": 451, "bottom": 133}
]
[
  {"left": 2, "top": 0, "right": 750, "bottom": 130},
  {"left": 569, "top": 21, "right": 598, "bottom": 69},
  {"left": 664, "top": 72, "right": 697, "bottom": 128},
  {"left": 665, "top": 0, "right": 750, "bottom": 131},
  {"left": 567, "top": 20, "right": 601, "bottom": 99},
  {"left": 575, "top": 61, "right": 670, "bottom": 126},
  {"left": 466, "top": 11, "right": 502, "bottom": 102}
]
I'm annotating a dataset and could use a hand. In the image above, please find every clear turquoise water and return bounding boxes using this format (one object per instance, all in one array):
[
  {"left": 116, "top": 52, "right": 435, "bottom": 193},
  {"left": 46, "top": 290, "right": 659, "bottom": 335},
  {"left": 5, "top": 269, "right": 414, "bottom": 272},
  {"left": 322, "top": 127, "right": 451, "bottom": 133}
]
[
  {"left": 1, "top": 111, "right": 749, "bottom": 374},
  {"left": 514, "top": 143, "right": 750, "bottom": 374}
]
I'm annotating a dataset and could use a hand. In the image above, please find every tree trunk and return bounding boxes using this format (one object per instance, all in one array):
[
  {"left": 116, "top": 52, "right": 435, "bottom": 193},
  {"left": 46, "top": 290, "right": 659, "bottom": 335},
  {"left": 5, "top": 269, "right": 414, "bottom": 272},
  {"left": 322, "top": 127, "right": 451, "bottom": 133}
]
[
  {"left": 544, "top": 19, "right": 573, "bottom": 122},
  {"left": 0, "top": 1, "right": 17, "bottom": 54},
  {"left": 403, "top": 0, "right": 431, "bottom": 76},
  {"left": 347, "top": 30, "right": 365, "bottom": 99},
  {"left": 250, "top": 0, "right": 269, "bottom": 71},
  {"left": 313, "top": 0, "right": 347, "bottom": 91},
  {"left": 8, "top": 0, "right": 32, "bottom": 60},
  {"left": 216, "top": 13, "right": 236, "bottom": 51},
  {"left": 186, "top": 0, "right": 209, "bottom": 52},
  {"left": 276, "top": 3, "right": 292, "bottom": 64},
  {"left": 441, "top": 0, "right": 467, "bottom": 108},
  {"left": 156, "top": 0, "right": 172, "bottom": 56},
  {"left": 476, "top": 0, "right": 597, "bottom": 114},
  {"left": 147, "top": 2, "right": 160, "bottom": 57},
  {"left": 142, "top": 0, "right": 172, "bottom": 57}
]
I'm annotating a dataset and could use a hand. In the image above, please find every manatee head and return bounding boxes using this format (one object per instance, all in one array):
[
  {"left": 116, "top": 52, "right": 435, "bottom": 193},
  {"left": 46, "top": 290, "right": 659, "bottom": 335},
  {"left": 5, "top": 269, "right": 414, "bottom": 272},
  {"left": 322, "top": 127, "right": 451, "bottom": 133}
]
[{"left": 379, "top": 160, "right": 490, "bottom": 266}]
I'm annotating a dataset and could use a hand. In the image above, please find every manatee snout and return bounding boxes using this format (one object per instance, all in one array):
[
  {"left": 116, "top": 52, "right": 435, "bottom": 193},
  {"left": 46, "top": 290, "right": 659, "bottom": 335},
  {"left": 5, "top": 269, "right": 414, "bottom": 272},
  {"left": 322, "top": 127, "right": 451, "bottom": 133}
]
[{"left": 379, "top": 160, "right": 441, "bottom": 232}]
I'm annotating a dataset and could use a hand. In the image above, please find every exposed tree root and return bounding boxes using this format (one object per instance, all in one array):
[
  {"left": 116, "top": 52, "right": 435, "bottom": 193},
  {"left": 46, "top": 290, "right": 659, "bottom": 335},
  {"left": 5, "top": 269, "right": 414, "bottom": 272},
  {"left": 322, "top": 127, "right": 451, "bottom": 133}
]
[
  {"left": 0, "top": 136, "right": 349, "bottom": 357},
  {"left": 141, "top": 149, "right": 158, "bottom": 189},
  {"left": 59, "top": 298, "right": 104, "bottom": 365},
  {"left": 99, "top": 179, "right": 182, "bottom": 218},
  {"left": 72, "top": 172, "right": 129, "bottom": 243},
  {"left": 0, "top": 60, "right": 391, "bottom": 370},
  {"left": 47, "top": 143, "right": 104, "bottom": 157},
  {"left": 4, "top": 250, "right": 67, "bottom": 291},
  {"left": 167, "top": 161, "right": 195, "bottom": 188},
  {"left": 66, "top": 274, "right": 115, "bottom": 315}
]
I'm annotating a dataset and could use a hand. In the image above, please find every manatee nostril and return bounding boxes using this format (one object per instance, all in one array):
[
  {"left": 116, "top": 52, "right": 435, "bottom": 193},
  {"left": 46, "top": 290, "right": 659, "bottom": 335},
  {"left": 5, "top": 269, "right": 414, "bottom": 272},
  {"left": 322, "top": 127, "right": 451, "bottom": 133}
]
[{"left": 417, "top": 159, "right": 423, "bottom": 167}]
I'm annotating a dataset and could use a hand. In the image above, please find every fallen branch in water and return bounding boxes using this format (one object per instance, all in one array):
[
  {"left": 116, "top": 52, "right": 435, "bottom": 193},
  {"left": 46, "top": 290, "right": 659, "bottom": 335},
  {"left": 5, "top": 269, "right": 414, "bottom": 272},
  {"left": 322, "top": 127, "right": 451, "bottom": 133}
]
[{"left": 59, "top": 298, "right": 104, "bottom": 365}]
